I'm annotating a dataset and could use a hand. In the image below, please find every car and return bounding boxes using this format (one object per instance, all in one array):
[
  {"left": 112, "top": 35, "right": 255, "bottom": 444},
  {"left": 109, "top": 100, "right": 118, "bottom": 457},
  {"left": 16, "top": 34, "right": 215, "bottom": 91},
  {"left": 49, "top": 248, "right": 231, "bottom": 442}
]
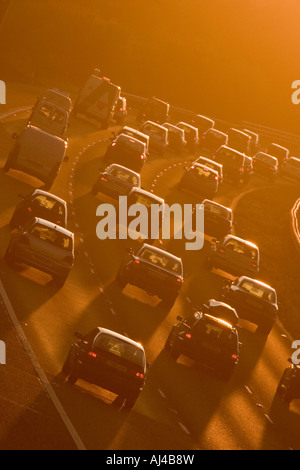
[
  {"left": 212, "top": 145, "right": 246, "bottom": 184},
  {"left": 103, "top": 134, "right": 147, "bottom": 173},
  {"left": 243, "top": 155, "right": 254, "bottom": 184},
  {"left": 28, "top": 99, "right": 69, "bottom": 138},
  {"left": 191, "top": 114, "right": 215, "bottom": 135},
  {"left": 280, "top": 157, "right": 300, "bottom": 182},
  {"left": 193, "top": 156, "right": 223, "bottom": 183},
  {"left": 242, "top": 129, "right": 260, "bottom": 155},
  {"left": 227, "top": 128, "right": 251, "bottom": 155},
  {"left": 199, "top": 128, "right": 228, "bottom": 154},
  {"left": 176, "top": 122, "right": 199, "bottom": 153},
  {"left": 220, "top": 276, "right": 278, "bottom": 336},
  {"left": 92, "top": 164, "right": 141, "bottom": 198},
  {"left": 164, "top": 311, "right": 240, "bottom": 380},
  {"left": 122, "top": 188, "right": 165, "bottom": 243},
  {"left": 200, "top": 299, "right": 239, "bottom": 326},
  {"left": 161, "top": 123, "right": 187, "bottom": 154},
  {"left": 4, "top": 217, "right": 75, "bottom": 286},
  {"left": 207, "top": 235, "right": 260, "bottom": 276},
  {"left": 139, "top": 121, "right": 168, "bottom": 155},
  {"left": 136, "top": 97, "right": 170, "bottom": 124},
  {"left": 275, "top": 358, "right": 300, "bottom": 405},
  {"left": 38, "top": 88, "right": 72, "bottom": 113},
  {"left": 116, "top": 244, "right": 183, "bottom": 308},
  {"left": 264, "top": 143, "right": 289, "bottom": 166},
  {"left": 113, "top": 96, "right": 127, "bottom": 125},
  {"left": 114, "top": 126, "right": 150, "bottom": 156},
  {"left": 252, "top": 152, "right": 279, "bottom": 181},
  {"left": 4, "top": 126, "right": 68, "bottom": 190},
  {"left": 202, "top": 199, "right": 233, "bottom": 239},
  {"left": 62, "top": 327, "right": 147, "bottom": 409},
  {"left": 178, "top": 164, "right": 219, "bottom": 200},
  {"left": 10, "top": 189, "right": 67, "bottom": 229}
]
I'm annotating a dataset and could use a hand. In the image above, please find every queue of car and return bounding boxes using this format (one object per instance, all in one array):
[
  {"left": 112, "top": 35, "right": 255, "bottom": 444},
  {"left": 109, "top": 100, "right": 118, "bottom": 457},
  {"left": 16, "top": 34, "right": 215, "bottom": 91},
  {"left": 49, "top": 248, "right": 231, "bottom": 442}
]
[{"left": 2, "top": 78, "right": 298, "bottom": 409}]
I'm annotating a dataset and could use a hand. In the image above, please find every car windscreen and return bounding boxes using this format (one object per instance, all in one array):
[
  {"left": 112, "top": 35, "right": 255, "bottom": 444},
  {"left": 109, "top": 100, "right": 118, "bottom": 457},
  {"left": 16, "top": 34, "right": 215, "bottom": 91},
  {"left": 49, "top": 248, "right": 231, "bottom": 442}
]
[
  {"left": 224, "top": 239, "right": 258, "bottom": 259},
  {"left": 239, "top": 279, "right": 276, "bottom": 303},
  {"left": 93, "top": 334, "right": 144, "bottom": 367},
  {"left": 108, "top": 167, "right": 139, "bottom": 185},
  {"left": 204, "top": 202, "right": 231, "bottom": 220},
  {"left": 138, "top": 247, "right": 182, "bottom": 275},
  {"left": 29, "top": 224, "right": 72, "bottom": 250}
]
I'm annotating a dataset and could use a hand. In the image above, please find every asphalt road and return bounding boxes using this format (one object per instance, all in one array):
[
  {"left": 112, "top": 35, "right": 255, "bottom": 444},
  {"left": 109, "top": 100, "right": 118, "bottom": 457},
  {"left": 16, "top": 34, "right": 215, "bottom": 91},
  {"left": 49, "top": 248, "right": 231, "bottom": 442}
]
[{"left": 0, "top": 85, "right": 299, "bottom": 450}]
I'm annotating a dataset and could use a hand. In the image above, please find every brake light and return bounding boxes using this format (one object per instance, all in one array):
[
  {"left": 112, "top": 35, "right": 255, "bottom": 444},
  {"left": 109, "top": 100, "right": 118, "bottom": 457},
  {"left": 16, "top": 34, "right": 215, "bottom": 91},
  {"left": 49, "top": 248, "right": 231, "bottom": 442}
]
[
  {"left": 135, "top": 259, "right": 140, "bottom": 264},
  {"left": 239, "top": 167, "right": 243, "bottom": 172},
  {"left": 185, "top": 333, "right": 192, "bottom": 339},
  {"left": 215, "top": 176, "right": 218, "bottom": 181},
  {"left": 177, "top": 277, "right": 182, "bottom": 283},
  {"left": 101, "top": 177, "right": 108, "bottom": 182},
  {"left": 56, "top": 220, "right": 61, "bottom": 225},
  {"left": 112, "top": 142, "right": 116, "bottom": 147},
  {"left": 219, "top": 248, "right": 225, "bottom": 253},
  {"left": 232, "top": 354, "right": 238, "bottom": 360},
  {"left": 251, "top": 263, "right": 257, "bottom": 268},
  {"left": 202, "top": 135, "right": 206, "bottom": 139},
  {"left": 120, "top": 108, "right": 123, "bottom": 112},
  {"left": 140, "top": 154, "right": 145, "bottom": 160},
  {"left": 212, "top": 155, "right": 216, "bottom": 160},
  {"left": 27, "top": 207, "right": 32, "bottom": 212},
  {"left": 136, "top": 372, "right": 144, "bottom": 379},
  {"left": 88, "top": 351, "right": 97, "bottom": 358}
]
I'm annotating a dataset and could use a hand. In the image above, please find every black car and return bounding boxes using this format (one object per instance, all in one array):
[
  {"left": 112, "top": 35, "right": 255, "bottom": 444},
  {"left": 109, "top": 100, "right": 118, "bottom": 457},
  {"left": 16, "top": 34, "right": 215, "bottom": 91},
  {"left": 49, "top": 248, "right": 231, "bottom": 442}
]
[
  {"left": 176, "top": 122, "right": 199, "bottom": 153},
  {"left": 202, "top": 199, "right": 233, "bottom": 239},
  {"left": 113, "top": 96, "right": 127, "bottom": 125},
  {"left": 227, "top": 128, "right": 251, "bottom": 155},
  {"left": 162, "top": 122, "right": 187, "bottom": 154},
  {"left": 242, "top": 129, "right": 260, "bottom": 156},
  {"left": 10, "top": 189, "right": 67, "bottom": 229},
  {"left": 104, "top": 134, "right": 147, "bottom": 173},
  {"left": 199, "top": 128, "right": 228, "bottom": 154},
  {"left": 275, "top": 358, "right": 300, "bottom": 405},
  {"left": 220, "top": 276, "right": 278, "bottom": 336},
  {"left": 92, "top": 164, "right": 141, "bottom": 198},
  {"left": 179, "top": 164, "right": 219, "bottom": 200},
  {"left": 191, "top": 114, "right": 215, "bottom": 136},
  {"left": 201, "top": 299, "right": 239, "bottom": 326},
  {"left": 165, "top": 312, "right": 240, "bottom": 380},
  {"left": 62, "top": 327, "right": 147, "bottom": 409},
  {"left": 264, "top": 143, "right": 289, "bottom": 166},
  {"left": 252, "top": 152, "right": 279, "bottom": 181},
  {"left": 243, "top": 155, "right": 254, "bottom": 184},
  {"left": 116, "top": 244, "right": 183, "bottom": 309},
  {"left": 136, "top": 97, "right": 170, "bottom": 124},
  {"left": 212, "top": 145, "right": 246, "bottom": 184}
]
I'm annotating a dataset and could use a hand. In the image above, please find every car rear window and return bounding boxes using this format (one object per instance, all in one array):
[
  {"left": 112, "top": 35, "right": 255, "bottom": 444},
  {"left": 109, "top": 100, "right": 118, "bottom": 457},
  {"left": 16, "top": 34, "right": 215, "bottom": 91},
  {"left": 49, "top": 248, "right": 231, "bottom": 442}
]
[
  {"left": 130, "top": 193, "right": 162, "bottom": 208},
  {"left": 193, "top": 319, "right": 237, "bottom": 349},
  {"left": 93, "top": 334, "right": 144, "bottom": 367},
  {"left": 208, "top": 130, "right": 226, "bottom": 140},
  {"left": 224, "top": 238, "right": 258, "bottom": 259},
  {"left": 228, "top": 130, "right": 249, "bottom": 144},
  {"left": 32, "top": 195, "right": 64, "bottom": 215},
  {"left": 197, "top": 159, "right": 221, "bottom": 174},
  {"left": 204, "top": 202, "right": 231, "bottom": 220},
  {"left": 118, "top": 136, "right": 144, "bottom": 152},
  {"left": 138, "top": 247, "right": 182, "bottom": 275},
  {"left": 142, "top": 124, "right": 166, "bottom": 138},
  {"left": 122, "top": 130, "right": 148, "bottom": 146},
  {"left": 190, "top": 166, "right": 216, "bottom": 179},
  {"left": 30, "top": 224, "right": 72, "bottom": 250},
  {"left": 239, "top": 279, "right": 276, "bottom": 303},
  {"left": 109, "top": 167, "right": 139, "bottom": 185},
  {"left": 217, "top": 148, "right": 244, "bottom": 165}
]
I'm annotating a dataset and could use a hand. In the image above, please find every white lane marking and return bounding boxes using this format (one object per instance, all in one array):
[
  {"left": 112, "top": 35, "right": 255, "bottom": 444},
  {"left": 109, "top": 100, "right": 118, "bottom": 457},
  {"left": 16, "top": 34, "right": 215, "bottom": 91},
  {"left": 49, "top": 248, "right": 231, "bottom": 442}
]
[
  {"left": 110, "top": 308, "right": 116, "bottom": 316},
  {"left": 244, "top": 385, "right": 253, "bottom": 395},
  {"left": 158, "top": 389, "right": 166, "bottom": 399},
  {"left": 264, "top": 414, "right": 274, "bottom": 425},
  {"left": 0, "top": 280, "right": 86, "bottom": 450},
  {"left": 178, "top": 422, "right": 191, "bottom": 435}
]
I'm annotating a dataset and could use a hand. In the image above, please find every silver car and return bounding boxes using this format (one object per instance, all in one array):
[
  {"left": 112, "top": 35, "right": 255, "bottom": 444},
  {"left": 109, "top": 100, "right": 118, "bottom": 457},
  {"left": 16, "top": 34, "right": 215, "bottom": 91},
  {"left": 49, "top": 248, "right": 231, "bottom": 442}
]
[{"left": 4, "top": 218, "right": 75, "bottom": 286}]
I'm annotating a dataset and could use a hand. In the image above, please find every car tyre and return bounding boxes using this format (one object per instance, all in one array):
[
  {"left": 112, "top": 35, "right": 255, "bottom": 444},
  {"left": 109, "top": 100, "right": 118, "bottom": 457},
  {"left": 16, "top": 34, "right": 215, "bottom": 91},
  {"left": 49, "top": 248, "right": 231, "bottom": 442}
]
[
  {"left": 256, "top": 321, "right": 274, "bottom": 337},
  {"left": 165, "top": 331, "right": 180, "bottom": 360},
  {"left": 124, "top": 392, "right": 140, "bottom": 410},
  {"left": 4, "top": 246, "right": 16, "bottom": 265},
  {"left": 116, "top": 271, "right": 127, "bottom": 289}
]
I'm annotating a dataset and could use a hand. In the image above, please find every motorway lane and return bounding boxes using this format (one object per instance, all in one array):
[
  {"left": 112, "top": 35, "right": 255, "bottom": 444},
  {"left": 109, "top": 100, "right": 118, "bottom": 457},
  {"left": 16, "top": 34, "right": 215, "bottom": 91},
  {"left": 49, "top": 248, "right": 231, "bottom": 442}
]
[
  {"left": 0, "top": 108, "right": 198, "bottom": 449},
  {"left": 0, "top": 92, "right": 299, "bottom": 449}
]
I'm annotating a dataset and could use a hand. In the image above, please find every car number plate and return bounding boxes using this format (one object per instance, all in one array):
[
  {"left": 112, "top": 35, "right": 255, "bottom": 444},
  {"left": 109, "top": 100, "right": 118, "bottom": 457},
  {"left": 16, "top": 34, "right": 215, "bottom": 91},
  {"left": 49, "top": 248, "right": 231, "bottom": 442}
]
[
  {"left": 106, "top": 360, "right": 127, "bottom": 373},
  {"left": 201, "top": 341, "right": 221, "bottom": 353}
]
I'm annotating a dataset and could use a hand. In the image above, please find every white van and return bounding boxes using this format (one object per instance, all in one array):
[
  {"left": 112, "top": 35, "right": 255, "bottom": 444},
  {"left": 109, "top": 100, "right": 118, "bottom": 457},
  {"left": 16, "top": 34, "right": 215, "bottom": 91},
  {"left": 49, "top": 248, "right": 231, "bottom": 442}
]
[
  {"left": 4, "top": 125, "right": 67, "bottom": 190},
  {"left": 73, "top": 74, "right": 121, "bottom": 128}
]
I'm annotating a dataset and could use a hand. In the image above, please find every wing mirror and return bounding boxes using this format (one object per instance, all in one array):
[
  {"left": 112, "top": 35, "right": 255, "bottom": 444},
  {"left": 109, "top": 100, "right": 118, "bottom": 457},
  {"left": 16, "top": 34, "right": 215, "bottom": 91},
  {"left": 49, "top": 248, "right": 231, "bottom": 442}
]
[{"left": 176, "top": 315, "right": 184, "bottom": 322}]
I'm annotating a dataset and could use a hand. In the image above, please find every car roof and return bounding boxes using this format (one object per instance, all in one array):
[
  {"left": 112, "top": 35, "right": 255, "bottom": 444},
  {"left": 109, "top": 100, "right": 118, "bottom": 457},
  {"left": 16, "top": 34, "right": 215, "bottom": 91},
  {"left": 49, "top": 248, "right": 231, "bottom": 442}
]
[
  {"left": 228, "top": 128, "right": 250, "bottom": 138},
  {"left": 22, "top": 125, "right": 66, "bottom": 144},
  {"left": 202, "top": 313, "right": 234, "bottom": 330},
  {"left": 105, "top": 164, "right": 140, "bottom": 177},
  {"left": 196, "top": 156, "right": 223, "bottom": 169},
  {"left": 138, "top": 243, "right": 182, "bottom": 264},
  {"left": 206, "top": 299, "right": 238, "bottom": 313},
  {"left": 269, "top": 143, "right": 288, "bottom": 151},
  {"left": 202, "top": 199, "right": 232, "bottom": 214},
  {"left": 141, "top": 121, "right": 168, "bottom": 131},
  {"left": 149, "top": 97, "right": 169, "bottom": 106},
  {"left": 217, "top": 145, "right": 245, "bottom": 157},
  {"left": 95, "top": 327, "right": 145, "bottom": 351},
  {"left": 288, "top": 157, "right": 300, "bottom": 163},
  {"left": 223, "top": 234, "right": 259, "bottom": 249},
  {"left": 31, "top": 189, "right": 67, "bottom": 206},
  {"left": 162, "top": 123, "right": 184, "bottom": 133},
  {"left": 194, "top": 114, "right": 214, "bottom": 123},
  {"left": 242, "top": 128, "right": 259, "bottom": 138},
  {"left": 237, "top": 276, "right": 276, "bottom": 293},
  {"left": 116, "top": 134, "right": 146, "bottom": 147},
  {"left": 121, "top": 126, "right": 150, "bottom": 140},
  {"left": 33, "top": 217, "right": 74, "bottom": 237},
  {"left": 177, "top": 122, "right": 198, "bottom": 132},
  {"left": 255, "top": 152, "right": 278, "bottom": 163},
  {"left": 129, "top": 187, "right": 164, "bottom": 204},
  {"left": 191, "top": 163, "right": 219, "bottom": 176},
  {"left": 205, "top": 128, "right": 226, "bottom": 137}
]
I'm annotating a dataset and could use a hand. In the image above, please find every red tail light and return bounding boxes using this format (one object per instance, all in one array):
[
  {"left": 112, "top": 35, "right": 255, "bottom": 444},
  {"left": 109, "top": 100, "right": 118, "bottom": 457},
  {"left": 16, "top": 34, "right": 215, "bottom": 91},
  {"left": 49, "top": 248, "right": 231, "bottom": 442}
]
[
  {"left": 239, "top": 167, "right": 243, "bottom": 172},
  {"left": 140, "top": 154, "right": 145, "bottom": 160},
  {"left": 202, "top": 135, "right": 206, "bottom": 139},
  {"left": 219, "top": 248, "right": 225, "bottom": 253},
  {"left": 88, "top": 351, "right": 97, "bottom": 358},
  {"left": 232, "top": 354, "right": 238, "bottom": 360},
  {"left": 185, "top": 333, "right": 192, "bottom": 339},
  {"left": 251, "top": 263, "right": 257, "bottom": 269},
  {"left": 177, "top": 277, "right": 182, "bottom": 283},
  {"left": 111, "top": 142, "right": 116, "bottom": 147},
  {"left": 212, "top": 155, "right": 216, "bottom": 160},
  {"left": 135, "top": 259, "right": 140, "bottom": 264},
  {"left": 27, "top": 207, "right": 32, "bottom": 212},
  {"left": 120, "top": 108, "right": 123, "bottom": 112},
  {"left": 101, "top": 177, "right": 108, "bottom": 182},
  {"left": 136, "top": 372, "right": 144, "bottom": 379},
  {"left": 56, "top": 220, "right": 61, "bottom": 225}
]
